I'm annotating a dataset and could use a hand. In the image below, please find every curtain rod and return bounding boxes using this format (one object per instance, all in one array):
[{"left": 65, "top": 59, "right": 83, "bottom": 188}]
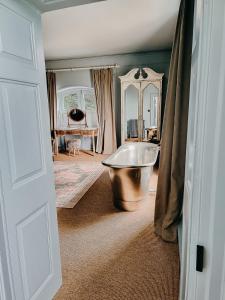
[{"left": 46, "top": 64, "right": 120, "bottom": 72}]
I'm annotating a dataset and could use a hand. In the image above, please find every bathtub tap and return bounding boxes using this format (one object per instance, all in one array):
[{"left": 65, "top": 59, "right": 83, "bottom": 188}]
[{"left": 102, "top": 142, "right": 159, "bottom": 211}]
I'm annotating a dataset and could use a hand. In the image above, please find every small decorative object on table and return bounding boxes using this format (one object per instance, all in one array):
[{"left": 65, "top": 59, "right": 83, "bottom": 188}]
[
  {"left": 145, "top": 127, "right": 158, "bottom": 141},
  {"left": 67, "top": 139, "right": 81, "bottom": 156}
]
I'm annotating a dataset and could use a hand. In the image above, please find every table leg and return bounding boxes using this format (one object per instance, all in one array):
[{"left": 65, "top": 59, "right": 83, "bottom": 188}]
[
  {"left": 92, "top": 132, "right": 95, "bottom": 155},
  {"left": 55, "top": 136, "right": 59, "bottom": 156},
  {"left": 64, "top": 136, "right": 67, "bottom": 152}
]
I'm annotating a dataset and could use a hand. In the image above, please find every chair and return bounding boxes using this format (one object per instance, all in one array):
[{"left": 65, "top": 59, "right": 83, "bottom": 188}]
[{"left": 66, "top": 139, "right": 81, "bottom": 156}]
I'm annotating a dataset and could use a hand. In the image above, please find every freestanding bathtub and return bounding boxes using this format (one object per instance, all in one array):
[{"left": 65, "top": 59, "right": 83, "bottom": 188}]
[{"left": 102, "top": 142, "right": 159, "bottom": 211}]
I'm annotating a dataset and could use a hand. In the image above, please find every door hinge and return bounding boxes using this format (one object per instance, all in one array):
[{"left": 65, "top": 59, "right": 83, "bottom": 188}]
[{"left": 196, "top": 245, "right": 204, "bottom": 272}]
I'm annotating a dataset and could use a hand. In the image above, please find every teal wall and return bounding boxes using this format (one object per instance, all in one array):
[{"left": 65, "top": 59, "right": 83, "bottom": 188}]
[{"left": 46, "top": 50, "right": 171, "bottom": 145}]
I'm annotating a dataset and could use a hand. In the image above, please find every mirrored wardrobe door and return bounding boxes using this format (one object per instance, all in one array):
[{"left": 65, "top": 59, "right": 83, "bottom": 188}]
[
  {"left": 123, "top": 83, "right": 140, "bottom": 142},
  {"left": 142, "top": 82, "right": 161, "bottom": 141}
]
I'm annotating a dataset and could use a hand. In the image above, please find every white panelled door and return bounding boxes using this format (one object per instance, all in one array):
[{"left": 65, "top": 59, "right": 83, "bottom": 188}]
[{"left": 0, "top": 0, "right": 61, "bottom": 299}]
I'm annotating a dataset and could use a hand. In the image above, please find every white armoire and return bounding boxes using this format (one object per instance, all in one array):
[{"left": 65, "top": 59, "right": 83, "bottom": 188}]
[{"left": 119, "top": 67, "right": 163, "bottom": 144}]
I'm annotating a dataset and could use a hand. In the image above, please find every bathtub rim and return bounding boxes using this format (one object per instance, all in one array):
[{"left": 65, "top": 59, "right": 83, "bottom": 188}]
[{"left": 102, "top": 142, "right": 159, "bottom": 168}]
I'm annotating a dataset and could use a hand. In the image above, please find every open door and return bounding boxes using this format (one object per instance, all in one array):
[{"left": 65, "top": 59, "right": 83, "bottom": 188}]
[{"left": 0, "top": 0, "right": 61, "bottom": 299}]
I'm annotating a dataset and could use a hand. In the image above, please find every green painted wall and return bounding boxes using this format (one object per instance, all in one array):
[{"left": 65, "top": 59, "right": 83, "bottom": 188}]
[{"left": 46, "top": 50, "right": 171, "bottom": 145}]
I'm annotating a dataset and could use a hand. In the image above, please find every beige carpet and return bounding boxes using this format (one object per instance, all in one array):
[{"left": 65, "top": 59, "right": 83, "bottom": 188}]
[{"left": 54, "top": 154, "right": 180, "bottom": 300}]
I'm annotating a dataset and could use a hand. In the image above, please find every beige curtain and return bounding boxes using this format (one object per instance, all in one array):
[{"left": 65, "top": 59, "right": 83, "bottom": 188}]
[
  {"left": 91, "top": 68, "right": 117, "bottom": 154},
  {"left": 46, "top": 72, "right": 57, "bottom": 152},
  {"left": 154, "top": 0, "right": 195, "bottom": 242}
]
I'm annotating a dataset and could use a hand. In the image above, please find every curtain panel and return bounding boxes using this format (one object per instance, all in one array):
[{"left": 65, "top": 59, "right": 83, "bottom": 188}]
[
  {"left": 46, "top": 71, "right": 57, "bottom": 152},
  {"left": 91, "top": 68, "right": 117, "bottom": 154},
  {"left": 154, "top": 0, "right": 195, "bottom": 242}
]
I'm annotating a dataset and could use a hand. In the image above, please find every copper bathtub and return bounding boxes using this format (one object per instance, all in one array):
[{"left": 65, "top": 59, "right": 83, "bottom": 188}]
[{"left": 102, "top": 142, "right": 159, "bottom": 211}]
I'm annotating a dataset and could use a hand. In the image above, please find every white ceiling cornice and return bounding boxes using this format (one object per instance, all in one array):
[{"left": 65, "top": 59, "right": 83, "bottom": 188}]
[{"left": 27, "top": 0, "right": 105, "bottom": 12}]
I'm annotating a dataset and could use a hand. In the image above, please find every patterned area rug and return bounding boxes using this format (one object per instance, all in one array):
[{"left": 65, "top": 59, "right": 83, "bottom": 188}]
[{"left": 54, "top": 160, "right": 105, "bottom": 208}]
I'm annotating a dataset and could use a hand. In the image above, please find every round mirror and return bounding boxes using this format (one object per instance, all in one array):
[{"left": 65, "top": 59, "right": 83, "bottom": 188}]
[{"left": 68, "top": 108, "right": 85, "bottom": 122}]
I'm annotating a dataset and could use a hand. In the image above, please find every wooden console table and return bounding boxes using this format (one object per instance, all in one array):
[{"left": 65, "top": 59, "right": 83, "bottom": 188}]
[{"left": 55, "top": 128, "right": 98, "bottom": 156}]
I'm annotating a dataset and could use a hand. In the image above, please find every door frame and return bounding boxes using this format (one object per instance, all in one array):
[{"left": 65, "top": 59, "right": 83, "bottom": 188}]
[
  {"left": 1, "top": 0, "right": 225, "bottom": 299},
  {"left": 180, "top": 0, "right": 225, "bottom": 299}
]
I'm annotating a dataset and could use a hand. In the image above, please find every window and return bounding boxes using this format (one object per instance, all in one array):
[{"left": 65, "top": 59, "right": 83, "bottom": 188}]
[{"left": 57, "top": 86, "right": 98, "bottom": 128}]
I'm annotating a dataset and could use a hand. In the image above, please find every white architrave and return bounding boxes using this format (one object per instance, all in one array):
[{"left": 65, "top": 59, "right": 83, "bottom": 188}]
[{"left": 181, "top": 0, "right": 225, "bottom": 299}]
